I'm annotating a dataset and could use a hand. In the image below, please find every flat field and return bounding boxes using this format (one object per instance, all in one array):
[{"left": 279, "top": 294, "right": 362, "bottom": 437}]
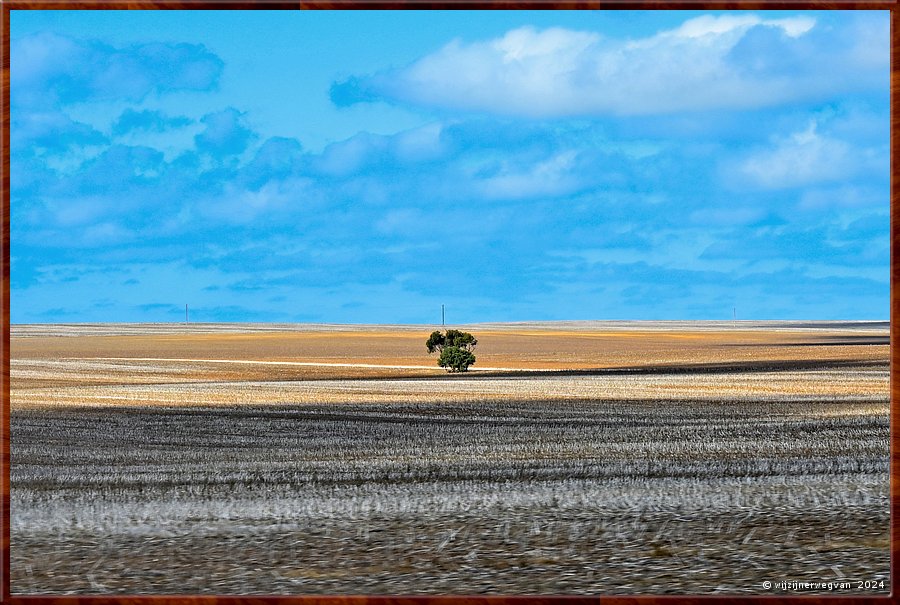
[{"left": 9, "top": 321, "right": 890, "bottom": 594}]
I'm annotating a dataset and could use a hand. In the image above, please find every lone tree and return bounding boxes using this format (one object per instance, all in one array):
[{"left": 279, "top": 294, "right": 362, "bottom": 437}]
[{"left": 426, "top": 329, "right": 477, "bottom": 372}]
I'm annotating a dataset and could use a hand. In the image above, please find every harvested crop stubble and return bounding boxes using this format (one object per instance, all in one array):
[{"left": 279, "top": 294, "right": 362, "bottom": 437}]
[
  {"left": 9, "top": 323, "right": 890, "bottom": 594},
  {"left": 12, "top": 395, "right": 889, "bottom": 594},
  {"left": 11, "top": 367, "right": 888, "bottom": 409},
  {"left": 11, "top": 323, "right": 889, "bottom": 380}
]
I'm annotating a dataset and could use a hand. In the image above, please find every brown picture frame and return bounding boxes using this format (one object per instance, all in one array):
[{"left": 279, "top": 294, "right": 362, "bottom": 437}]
[{"left": 1, "top": 2, "right": 896, "bottom": 603}]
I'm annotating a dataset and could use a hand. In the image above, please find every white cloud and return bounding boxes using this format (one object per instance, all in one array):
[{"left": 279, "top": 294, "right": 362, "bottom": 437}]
[
  {"left": 316, "top": 123, "right": 446, "bottom": 176},
  {"left": 477, "top": 150, "right": 583, "bottom": 200},
  {"left": 11, "top": 32, "right": 223, "bottom": 109},
  {"left": 340, "top": 13, "right": 885, "bottom": 118},
  {"left": 388, "top": 27, "right": 602, "bottom": 117},
  {"left": 738, "top": 121, "right": 855, "bottom": 189},
  {"left": 204, "top": 177, "right": 313, "bottom": 223},
  {"left": 317, "top": 133, "right": 381, "bottom": 176},
  {"left": 666, "top": 14, "right": 814, "bottom": 39},
  {"left": 393, "top": 122, "right": 446, "bottom": 163},
  {"left": 492, "top": 26, "right": 598, "bottom": 63},
  {"left": 845, "top": 13, "right": 890, "bottom": 70}
]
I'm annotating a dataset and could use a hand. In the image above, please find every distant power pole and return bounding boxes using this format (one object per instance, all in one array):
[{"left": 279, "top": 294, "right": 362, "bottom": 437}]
[
  {"left": 441, "top": 304, "right": 445, "bottom": 327},
  {"left": 186, "top": 304, "right": 189, "bottom": 323},
  {"left": 733, "top": 307, "right": 736, "bottom": 327}
]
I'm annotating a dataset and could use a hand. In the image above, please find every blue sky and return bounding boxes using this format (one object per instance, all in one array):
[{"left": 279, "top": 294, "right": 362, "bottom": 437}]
[{"left": 9, "top": 10, "right": 889, "bottom": 323}]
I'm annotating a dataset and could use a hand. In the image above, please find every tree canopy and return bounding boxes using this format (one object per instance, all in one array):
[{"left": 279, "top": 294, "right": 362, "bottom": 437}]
[{"left": 426, "top": 329, "right": 477, "bottom": 372}]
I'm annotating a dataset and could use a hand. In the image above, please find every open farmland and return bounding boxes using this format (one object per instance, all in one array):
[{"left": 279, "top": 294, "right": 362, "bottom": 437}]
[{"left": 9, "top": 321, "right": 890, "bottom": 594}]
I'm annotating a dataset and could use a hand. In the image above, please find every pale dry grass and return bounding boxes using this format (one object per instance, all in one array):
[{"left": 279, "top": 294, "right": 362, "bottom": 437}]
[{"left": 10, "top": 369, "right": 889, "bottom": 410}]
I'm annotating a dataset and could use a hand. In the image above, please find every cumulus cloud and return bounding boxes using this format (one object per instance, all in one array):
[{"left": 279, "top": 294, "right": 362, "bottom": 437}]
[
  {"left": 666, "top": 14, "right": 814, "bottom": 39},
  {"left": 476, "top": 150, "right": 585, "bottom": 200},
  {"left": 239, "top": 137, "right": 306, "bottom": 190},
  {"left": 315, "top": 123, "right": 447, "bottom": 176},
  {"left": 194, "top": 108, "right": 256, "bottom": 156},
  {"left": 11, "top": 32, "right": 223, "bottom": 109},
  {"left": 10, "top": 32, "right": 224, "bottom": 166},
  {"left": 76, "top": 144, "right": 167, "bottom": 191},
  {"left": 11, "top": 111, "right": 107, "bottom": 153},
  {"left": 12, "top": 111, "right": 888, "bottom": 321},
  {"left": 9, "top": 17, "right": 888, "bottom": 322},
  {"left": 112, "top": 109, "right": 192, "bottom": 135},
  {"left": 330, "top": 13, "right": 886, "bottom": 117},
  {"left": 735, "top": 120, "right": 885, "bottom": 189}
]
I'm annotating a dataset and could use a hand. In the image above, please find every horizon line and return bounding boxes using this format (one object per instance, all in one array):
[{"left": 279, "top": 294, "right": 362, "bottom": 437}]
[{"left": 9, "top": 318, "right": 890, "bottom": 326}]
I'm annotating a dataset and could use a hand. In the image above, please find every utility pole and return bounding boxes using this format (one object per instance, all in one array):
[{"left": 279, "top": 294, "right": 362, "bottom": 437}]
[
  {"left": 441, "top": 304, "right": 445, "bottom": 327},
  {"left": 186, "top": 304, "right": 189, "bottom": 323},
  {"left": 733, "top": 307, "right": 736, "bottom": 327}
]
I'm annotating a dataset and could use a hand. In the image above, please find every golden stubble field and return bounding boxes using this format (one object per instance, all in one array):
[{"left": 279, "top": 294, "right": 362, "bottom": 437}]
[{"left": 10, "top": 323, "right": 890, "bottom": 404}]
